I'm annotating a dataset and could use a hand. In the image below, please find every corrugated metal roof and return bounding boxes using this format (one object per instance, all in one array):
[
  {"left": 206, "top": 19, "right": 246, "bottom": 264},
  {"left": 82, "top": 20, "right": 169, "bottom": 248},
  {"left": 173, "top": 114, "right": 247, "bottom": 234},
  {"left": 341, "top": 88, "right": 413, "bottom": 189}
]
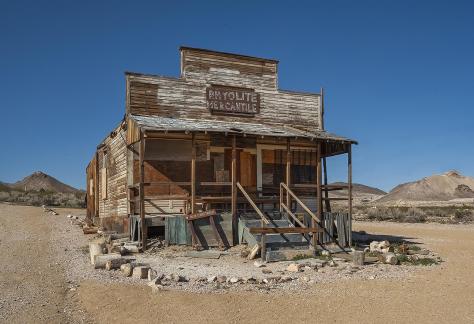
[{"left": 129, "top": 114, "right": 356, "bottom": 143}]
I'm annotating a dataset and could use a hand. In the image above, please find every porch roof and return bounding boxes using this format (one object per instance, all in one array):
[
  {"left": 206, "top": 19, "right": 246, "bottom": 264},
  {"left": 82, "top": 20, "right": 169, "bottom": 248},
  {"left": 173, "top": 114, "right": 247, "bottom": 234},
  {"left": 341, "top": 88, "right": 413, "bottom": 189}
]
[{"left": 129, "top": 114, "right": 357, "bottom": 143}]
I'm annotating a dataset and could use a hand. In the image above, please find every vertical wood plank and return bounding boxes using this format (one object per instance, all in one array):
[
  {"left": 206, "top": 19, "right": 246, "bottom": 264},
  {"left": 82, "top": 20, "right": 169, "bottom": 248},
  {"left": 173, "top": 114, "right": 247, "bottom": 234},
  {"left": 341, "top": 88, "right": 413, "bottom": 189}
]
[
  {"left": 347, "top": 143, "right": 352, "bottom": 246},
  {"left": 139, "top": 131, "right": 146, "bottom": 250},
  {"left": 191, "top": 133, "right": 196, "bottom": 214},
  {"left": 315, "top": 141, "right": 322, "bottom": 248},
  {"left": 231, "top": 135, "right": 237, "bottom": 245},
  {"left": 286, "top": 138, "right": 291, "bottom": 212}
]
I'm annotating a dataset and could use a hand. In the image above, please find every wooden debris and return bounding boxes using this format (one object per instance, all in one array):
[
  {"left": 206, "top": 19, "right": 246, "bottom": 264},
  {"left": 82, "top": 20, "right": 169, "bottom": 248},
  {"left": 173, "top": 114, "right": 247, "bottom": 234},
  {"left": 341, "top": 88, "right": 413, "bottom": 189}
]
[
  {"left": 247, "top": 244, "right": 260, "bottom": 260},
  {"left": 120, "top": 263, "right": 134, "bottom": 277},
  {"left": 105, "top": 258, "right": 131, "bottom": 271},
  {"left": 89, "top": 241, "right": 106, "bottom": 264},
  {"left": 93, "top": 253, "right": 122, "bottom": 269}
]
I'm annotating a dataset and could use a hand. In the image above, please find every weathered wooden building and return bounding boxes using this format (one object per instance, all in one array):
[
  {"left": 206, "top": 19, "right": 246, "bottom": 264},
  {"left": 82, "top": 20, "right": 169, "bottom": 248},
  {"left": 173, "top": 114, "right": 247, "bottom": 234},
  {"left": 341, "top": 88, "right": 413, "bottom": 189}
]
[{"left": 86, "top": 47, "right": 356, "bottom": 256}]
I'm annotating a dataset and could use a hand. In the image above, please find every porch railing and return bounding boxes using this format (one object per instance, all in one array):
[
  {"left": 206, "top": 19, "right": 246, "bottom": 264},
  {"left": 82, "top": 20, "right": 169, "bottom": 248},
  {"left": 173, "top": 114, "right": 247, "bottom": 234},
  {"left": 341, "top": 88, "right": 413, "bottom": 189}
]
[{"left": 236, "top": 182, "right": 270, "bottom": 226}]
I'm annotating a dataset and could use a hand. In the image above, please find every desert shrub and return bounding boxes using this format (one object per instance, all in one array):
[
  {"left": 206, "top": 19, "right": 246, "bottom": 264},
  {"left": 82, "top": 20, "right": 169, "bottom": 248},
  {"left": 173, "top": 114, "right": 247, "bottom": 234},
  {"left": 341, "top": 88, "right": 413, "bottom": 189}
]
[{"left": 366, "top": 207, "right": 426, "bottom": 223}]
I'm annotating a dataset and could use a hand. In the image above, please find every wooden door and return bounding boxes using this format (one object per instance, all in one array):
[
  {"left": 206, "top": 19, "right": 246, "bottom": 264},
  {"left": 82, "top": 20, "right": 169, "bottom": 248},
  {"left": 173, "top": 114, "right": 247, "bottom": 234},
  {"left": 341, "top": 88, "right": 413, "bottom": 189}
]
[{"left": 239, "top": 151, "right": 256, "bottom": 187}]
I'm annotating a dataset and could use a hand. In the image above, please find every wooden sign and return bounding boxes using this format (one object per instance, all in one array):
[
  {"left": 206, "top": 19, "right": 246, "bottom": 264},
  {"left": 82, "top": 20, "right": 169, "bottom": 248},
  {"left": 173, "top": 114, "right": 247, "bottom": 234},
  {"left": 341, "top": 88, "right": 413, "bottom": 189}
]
[{"left": 206, "top": 86, "right": 260, "bottom": 115}]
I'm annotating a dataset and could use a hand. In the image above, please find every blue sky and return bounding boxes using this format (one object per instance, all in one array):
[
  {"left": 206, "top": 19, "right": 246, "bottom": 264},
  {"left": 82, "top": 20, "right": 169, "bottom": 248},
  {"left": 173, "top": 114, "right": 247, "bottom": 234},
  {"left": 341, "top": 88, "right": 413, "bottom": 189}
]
[{"left": 1, "top": 0, "right": 473, "bottom": 191}]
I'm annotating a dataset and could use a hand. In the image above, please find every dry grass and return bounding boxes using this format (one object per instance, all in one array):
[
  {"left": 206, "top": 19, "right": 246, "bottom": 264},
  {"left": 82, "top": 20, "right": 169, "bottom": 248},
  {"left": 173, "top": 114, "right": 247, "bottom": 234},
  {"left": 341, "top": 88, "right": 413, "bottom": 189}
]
[
  {"left": 353, "top": 205, "right": 474, "bottom": 224},
  {"left": 0, "top": 189, "right": 85, "bottom": 208}
]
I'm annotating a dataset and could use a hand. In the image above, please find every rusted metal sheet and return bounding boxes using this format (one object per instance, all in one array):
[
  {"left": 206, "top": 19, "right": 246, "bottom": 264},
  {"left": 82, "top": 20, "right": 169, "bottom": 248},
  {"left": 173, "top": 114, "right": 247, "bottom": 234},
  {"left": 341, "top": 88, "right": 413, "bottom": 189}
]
[{"left": 206, "top": 86, "right": 260, "bottom": 115}]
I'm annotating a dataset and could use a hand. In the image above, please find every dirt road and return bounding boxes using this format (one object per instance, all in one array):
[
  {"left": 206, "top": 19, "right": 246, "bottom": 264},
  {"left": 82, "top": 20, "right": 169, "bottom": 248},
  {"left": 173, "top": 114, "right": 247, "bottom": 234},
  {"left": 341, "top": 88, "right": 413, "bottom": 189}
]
[
  {"left": 1, "top": 203, "right": 474, "bottom": 323},
  {"left": 0, "top": 203, "right": 89, "bottom": 323}
]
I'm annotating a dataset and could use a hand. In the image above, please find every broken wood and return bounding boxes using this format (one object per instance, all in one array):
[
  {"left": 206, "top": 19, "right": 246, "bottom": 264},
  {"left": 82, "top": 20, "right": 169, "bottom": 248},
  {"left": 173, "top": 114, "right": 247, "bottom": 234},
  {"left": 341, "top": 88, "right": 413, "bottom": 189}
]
[
  {"left": 105, "top": 258, "right": 132, "bottom": 271},
  {"left": 93, "top": 253, "right": 122, "bottom": 269},
  {"left": 89, "top": 241, "right": 106, "bottom": 264}
]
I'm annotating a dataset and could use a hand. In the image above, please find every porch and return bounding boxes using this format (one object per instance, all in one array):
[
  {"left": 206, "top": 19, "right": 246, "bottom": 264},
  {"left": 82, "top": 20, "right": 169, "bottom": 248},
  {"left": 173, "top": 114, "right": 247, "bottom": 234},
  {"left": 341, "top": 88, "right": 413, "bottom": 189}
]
[{"left": 126, "top": 115, "right": 356, "bottom": 255}]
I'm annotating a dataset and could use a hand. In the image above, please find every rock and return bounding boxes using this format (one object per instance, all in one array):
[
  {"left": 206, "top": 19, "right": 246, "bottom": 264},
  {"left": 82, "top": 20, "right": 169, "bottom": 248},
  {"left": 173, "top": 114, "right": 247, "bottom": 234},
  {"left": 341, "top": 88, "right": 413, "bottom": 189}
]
[
  {"left": 266, "top": 276, "right": 281, "bottom": 282},
  {"left": 216, "top": 275, "right": 227, "bottom": 283},
  {"left": 321, "top": 250, "right": 331, "bottom": 257},
  {"left": 253, "top": 260, "right": 265, "bottom": 268},
  {"left": 300, "top": 276, "right": 311, "bottom": 283},
  {"left": 171, "top": 273, "right": 187, "bottom": 282},
  {"left": 303, "top": 266, "right": 312, "bottom": 272},
  {"left": 132, "top": 266, "right": 150, "bottom": 279},
  {"left": 148, "top": 269, "right": 158, "bottom": 281},
  {"left": 120, "top": 263, "right": 133, "bottom": 277},
  {"left": 287, "top": 263, "right": 302, "bottom": 272},
  {"left": 352, "top": 250, "right": 365, "bottom": 266},
  {"left": 262, "top": 278, "right": 269, "bottom": 284},
  {"left": 207, "top": 275, "right": 217, "bottom": 283},
  {"left": 279, "top": 275, "right": 292, "bottom": 283},
  {"left": 328, "top": 260, "right": 337, "bottom": 267},
  {"left": 369, "top": 240, "right": 390, "bottom": 253},
  {"left": 228, "top": 277, "right": 239, "bottom": 284},
  {"left": 383, "top": 252, "right": 399, "bottom": 265},
  {"left": 240, "top": 249, "right": 250, "bottom": 258},
  {"left": 244, "top": 277, "right": 257, "bottom": 284},
  {"left": 262, "top": 268, "right": 272, "bottom": 274}
]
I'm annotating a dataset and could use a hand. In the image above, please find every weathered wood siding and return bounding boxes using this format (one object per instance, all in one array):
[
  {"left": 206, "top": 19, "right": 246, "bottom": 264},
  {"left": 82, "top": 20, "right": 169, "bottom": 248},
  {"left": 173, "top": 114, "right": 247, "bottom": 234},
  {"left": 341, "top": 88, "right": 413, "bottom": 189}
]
[
  {"left": 97, "top": 125, "right": 128, "bottom": 232},
  {"left": 127, "top": 48, "right": 321, "bottom": 131}
]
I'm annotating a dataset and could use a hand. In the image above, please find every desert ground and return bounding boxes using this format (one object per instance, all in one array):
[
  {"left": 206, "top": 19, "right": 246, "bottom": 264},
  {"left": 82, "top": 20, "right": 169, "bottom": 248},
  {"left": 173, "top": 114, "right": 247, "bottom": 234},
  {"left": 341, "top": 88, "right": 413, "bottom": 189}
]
[{"left": 1, "top": 203, "right": 474, "bottom": 323}]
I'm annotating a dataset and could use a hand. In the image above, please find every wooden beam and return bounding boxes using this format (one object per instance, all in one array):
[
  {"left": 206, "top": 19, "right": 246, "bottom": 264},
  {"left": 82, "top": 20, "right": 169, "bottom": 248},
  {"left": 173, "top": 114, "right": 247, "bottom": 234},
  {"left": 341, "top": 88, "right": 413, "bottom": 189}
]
[
  {"left": 315, "top": 141, "right": 322, "bottom": 248},
  {"left": 348, "top": 143, "right": 353, "bottom": 246},
  {"left": 139, "top": 131, "right": 146, "bottom": 250},
  {"left": 236, "top": 183, "right": 270, "bottom": 225},
  {"left": 249, "top": 227, "right": 322, "bottom": 234},
  {"left": 231, "top": 135, "right": 237, "bottom": 244},
  {"left": 191, "top": 133, "right": 196, "bottom": 215},
  {"left": 280, "top": 203, "right": 306, "bottom": 228},
  {"left": 286, "top": 138, "right": 291, "bottom": 214},
  {"left": 280, "top": 183, "right": 319, "bottom": 223}
]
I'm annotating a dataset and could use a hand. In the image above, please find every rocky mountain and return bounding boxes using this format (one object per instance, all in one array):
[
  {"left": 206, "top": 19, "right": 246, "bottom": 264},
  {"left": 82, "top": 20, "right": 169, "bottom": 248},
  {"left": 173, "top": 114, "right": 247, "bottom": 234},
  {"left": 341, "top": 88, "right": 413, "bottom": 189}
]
[
  {"left": 377, "top": 170, "right": 474, "bottom": 203},
  {"left": 4, "top": 171, "right": 80, "bottom": 193}
]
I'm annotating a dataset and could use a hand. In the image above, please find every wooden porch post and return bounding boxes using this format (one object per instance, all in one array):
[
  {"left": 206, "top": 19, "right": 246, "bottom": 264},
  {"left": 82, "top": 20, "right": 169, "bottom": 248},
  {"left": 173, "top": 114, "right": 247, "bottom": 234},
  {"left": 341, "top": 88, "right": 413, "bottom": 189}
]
[
  {"left": 286, "top": 138, "right": 291, "bottom": 213},
  {"left": 315, "top": 141, "right": 322, "bottom": 248},
  {"left": 139, "top": 131, "right": 147, "bottom": 250},
  {"left": 191, "top": 133, "right": 196, "bottom": 215},
  {"left": 347, "top": 143, "right": 352, "bottom": 246},
  {"left": 231, "top": 135, "right": 237, "bottom": 245}
]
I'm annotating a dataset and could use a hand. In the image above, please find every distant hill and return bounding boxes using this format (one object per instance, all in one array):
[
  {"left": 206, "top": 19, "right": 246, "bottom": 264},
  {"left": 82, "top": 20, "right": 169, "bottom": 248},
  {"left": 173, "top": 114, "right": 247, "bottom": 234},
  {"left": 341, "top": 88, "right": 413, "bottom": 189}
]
[
  {"left": 4, "top": 171, "right": 80, "bottom": 193},
  {"left": 0, "top": 181, "right": 11, "bottom": 192},
  {"left": 330, "top": 182, "right": 386, "bottom": 196},
  {"left": 377, "top": 170, "right": 474, "bottom": 203},
  {"left": 0, "top": 172, "right": 84, "bottom": 208}
]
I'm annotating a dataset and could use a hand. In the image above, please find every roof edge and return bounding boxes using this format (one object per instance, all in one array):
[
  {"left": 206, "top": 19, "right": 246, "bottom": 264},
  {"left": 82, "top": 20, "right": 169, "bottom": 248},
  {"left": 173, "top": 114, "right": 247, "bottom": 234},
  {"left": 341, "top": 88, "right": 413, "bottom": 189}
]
[{"left": 179, "top": 46, "right": 279, "bottom": 64}]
